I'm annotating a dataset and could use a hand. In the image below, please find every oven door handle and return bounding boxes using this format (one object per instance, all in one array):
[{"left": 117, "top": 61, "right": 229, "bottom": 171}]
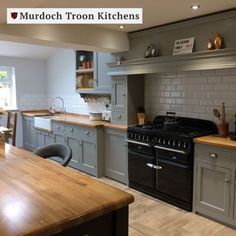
[
  {"left": 146, "top": 163, "right": 162, "bottom": 170},
  {"left": 154, "top": 145, "right": 186, "bottom": 155},
  {"left": 126, "top": 139, "right": 150, "bottom": 147}
]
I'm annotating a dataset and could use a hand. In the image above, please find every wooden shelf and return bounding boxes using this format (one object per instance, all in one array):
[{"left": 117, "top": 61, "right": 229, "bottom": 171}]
[
  {"left": 107, "top": 47, "right": 236, "bottom": 76},
  {"left": 76, "top": 68, "right": 94, "bottom": 73}
]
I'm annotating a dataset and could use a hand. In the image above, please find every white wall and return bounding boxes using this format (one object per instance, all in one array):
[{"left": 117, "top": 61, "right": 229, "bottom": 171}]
[
  {"left": 145, "top": 68, "right": 236, "bottom": 131},
  {"left": 0, "top": 56, "right": 47, "bottom": 110},
  {"left": 0, "top": 56, "right": 47, "bottom": 146},
  {"left": 46, "top": 49, "right": 110, "bottom": 114}
]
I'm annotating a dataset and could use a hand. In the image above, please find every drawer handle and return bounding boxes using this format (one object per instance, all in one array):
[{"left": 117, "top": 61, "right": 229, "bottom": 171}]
[
  {"left": 225, "top": 178, "right": 230, "bottom": 183},
  {"left": 57, "top": 126, "right": 60, "bottom": 130},
  {"left": 70, "top": 128, "right": 74, "bottom": 132},
  {"left": 117, "top": 114, "right": 122, "bottom": 119},
  {"left": 210, "top": 153, "right": 217, "bottom": 159},
  {"left": 85, "top": 131, "right": 89, "bottom": 135},
  {"left": 146, "top": 163, "right": 162, "bottom": 170}
]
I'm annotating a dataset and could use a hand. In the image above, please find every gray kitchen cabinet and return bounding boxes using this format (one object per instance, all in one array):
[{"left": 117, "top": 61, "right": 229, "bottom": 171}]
[
  {"left": 35, "top": 129, "right": 55, "bottom": 149},
  {"left": 111, "top": 75, "right": 144, "bottom": 125},
  {"left": 76, "top": 51, "right": 114, "bottom": 94},
  {"left": 78, "top": 137, "right": 97, "bottom": 176},
  {"left": 96, "top": 52, "right": 114, "bottom": 93},
  {"left": 105, "top": 128, "right": 128, "bottom": 184},
  {"left": 67, "top": 136, "right": 80, "bottom": 169},
  {"left": 23, "top": 116, "right": 36, "bottom": 151},
  {"left": 193, "top": 143, "right": 235, "bottom": 226}
]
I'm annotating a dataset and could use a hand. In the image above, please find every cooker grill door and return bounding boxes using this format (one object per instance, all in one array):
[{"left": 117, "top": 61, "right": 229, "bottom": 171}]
[
  {"left": 156, "top": 158, "right": 192, "bottom": 203},
  {"left": 128, "top": 150, "right": 156, "bottom": 190}
]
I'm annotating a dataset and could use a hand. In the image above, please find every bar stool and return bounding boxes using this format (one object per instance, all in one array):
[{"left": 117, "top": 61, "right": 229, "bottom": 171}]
[
  {"left": 33, "top": 144, "right": 72, "bottom": 167},
  {"left": 7, "top": 112, "right": 17, "bottom": 146}
]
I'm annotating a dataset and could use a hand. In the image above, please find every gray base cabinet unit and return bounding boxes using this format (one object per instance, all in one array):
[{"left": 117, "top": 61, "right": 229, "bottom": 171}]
[
  {"left": 23, "top": 116, "right": 36, "bottom": 151},
  {"left": 193, "top": 143, "right": 236, "bottom": 227},
  {"left": 22, "top": 115, "right": 103, "bottom": 177},
  {"left": 105, "top": 128, "right": 128, "bottom": 184}
]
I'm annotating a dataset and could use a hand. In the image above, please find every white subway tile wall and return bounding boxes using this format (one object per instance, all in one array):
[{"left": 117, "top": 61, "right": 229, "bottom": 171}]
[
  {"left": 145, "top": 68, "right": 236, "bottom": 131},
  {"left": 20, "top": 94, "right": 111, "bottom": 114}
]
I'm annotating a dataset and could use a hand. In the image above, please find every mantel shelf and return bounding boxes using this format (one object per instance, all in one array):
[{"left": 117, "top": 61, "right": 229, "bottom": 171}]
[{"left": 107, "top": 47, "right": 236, "bottom": 76}]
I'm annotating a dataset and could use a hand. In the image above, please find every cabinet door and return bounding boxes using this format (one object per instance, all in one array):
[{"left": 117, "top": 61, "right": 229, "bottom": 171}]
[
  {"left": 78, "top": 138, "right": 97, "bottom": 176},
  {"left": 35, "top": 130, "right": 45, "bottom": 149},
  {"left": 45, "top": 133, "right": 55, "bottom": 145},
  {"left": 23, "top": 117, "right": 36, "bottom": 151},
  {"left": 112, "top": 77, "right": 127, "bottom": 111},
  {"left": 196, "top": 162, "right": 231, "bottom": 218},
  {"left": 105, "top": 129, "right": 127, "bottom": 184},
  {"left": 96, "top": 52, "right": 114, "bottom": 93},
  {"left": 67, "top": 136, "right": 80, "bottom": 169}
]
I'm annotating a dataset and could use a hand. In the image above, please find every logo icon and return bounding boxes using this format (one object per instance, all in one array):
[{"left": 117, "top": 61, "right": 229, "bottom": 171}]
[{"left": 11, "top": 12, "right": 18, "bottom": 19}]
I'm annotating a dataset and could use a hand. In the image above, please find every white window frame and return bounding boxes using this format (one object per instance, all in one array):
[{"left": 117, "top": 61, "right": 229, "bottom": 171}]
[{"left": 0, "top": 65, "right": 16, "bottom": 109}]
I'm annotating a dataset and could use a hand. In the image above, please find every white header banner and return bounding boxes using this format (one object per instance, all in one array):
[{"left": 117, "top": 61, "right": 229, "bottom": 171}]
[{"left": 7, "top": 8, "right": 143, "bottom": 24}]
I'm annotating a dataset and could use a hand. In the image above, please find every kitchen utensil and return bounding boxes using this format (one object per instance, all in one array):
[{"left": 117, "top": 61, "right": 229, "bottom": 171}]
[
  {"left": 221, "top": 102, "right": 226, "bottom": 123},
  {"left": 213, "top": 108, "right": 221, "bottom": 121},
  {"left": 218, "top": 122, "right": 229, "bottom": 137}
]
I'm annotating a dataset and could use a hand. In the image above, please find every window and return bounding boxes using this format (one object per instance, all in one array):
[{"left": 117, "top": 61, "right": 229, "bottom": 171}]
[{"left": 0, "top": 66, "right": 16, "bottom": 108}]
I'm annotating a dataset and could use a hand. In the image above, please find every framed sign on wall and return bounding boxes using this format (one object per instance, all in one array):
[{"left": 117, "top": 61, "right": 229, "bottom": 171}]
[{"left": 173, "top": 37, "right": 194, "bottom": 55}]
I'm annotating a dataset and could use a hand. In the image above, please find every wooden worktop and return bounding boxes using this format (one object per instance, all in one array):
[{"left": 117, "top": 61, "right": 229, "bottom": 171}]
[
  {"left": 21, "top": 111, "right": 128, "bottom": 131},
  {"left": 0, "top": 144, "right": 134, "bottom": 236},
  {"left": 194, "top": 135, "right": 236, "bottom": 149}
]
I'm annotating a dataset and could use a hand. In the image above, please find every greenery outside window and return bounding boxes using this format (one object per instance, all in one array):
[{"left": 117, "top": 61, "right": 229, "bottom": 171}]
[{"left": 0, "top": 66, "right": 16, "bottom": 109}]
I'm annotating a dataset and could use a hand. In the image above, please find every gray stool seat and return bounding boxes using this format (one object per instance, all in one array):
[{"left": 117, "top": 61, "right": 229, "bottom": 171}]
[{"left": 33, "top": 144, "right": 72, "bottom": 167}]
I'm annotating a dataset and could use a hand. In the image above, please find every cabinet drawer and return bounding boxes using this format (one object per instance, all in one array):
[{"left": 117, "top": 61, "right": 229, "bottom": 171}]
[
  {"left": 80, "top": 127, "right": 96, "bottom": 139},
  {"left": 195, "top": 144, "right": 233, "bottom": 168},
  {"left": 111, "top": 111, "right": 126, "bottom": 124},
  {"left": 52, "top": 122, "right": 65, "bottom": 134},
  {"left": 64, "top": 124, "right": 81, "bottom": 137}
]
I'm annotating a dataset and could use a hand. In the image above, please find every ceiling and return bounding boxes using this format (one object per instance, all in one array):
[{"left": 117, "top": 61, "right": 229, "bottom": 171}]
[
  {"left": 0, "top": 41, "right": 58, "bottom": 60},
  {"left": 0, "top": 0, "right": 235, "bottom": 32},
  {"left": 0, "top": 1, "right": 235, "bottom": 59}
]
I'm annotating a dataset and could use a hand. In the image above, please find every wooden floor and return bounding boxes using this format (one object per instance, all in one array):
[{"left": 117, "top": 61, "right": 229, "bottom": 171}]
[{"left": 97, "top": 177, "right": 236, "bottom": 236}]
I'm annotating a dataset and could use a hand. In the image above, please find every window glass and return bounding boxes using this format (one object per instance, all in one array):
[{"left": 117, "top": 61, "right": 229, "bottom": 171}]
[{"left": 0, "top": 66, "right": 16, "bottom": 108}]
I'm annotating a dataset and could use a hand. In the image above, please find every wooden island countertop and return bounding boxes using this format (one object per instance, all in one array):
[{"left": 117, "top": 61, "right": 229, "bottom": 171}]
[
  {"left": 0, "top": 144, "right": 134, "bottom": 236},
  {"left": 194, "top": 135, "right": 236, "bottom": 149}
]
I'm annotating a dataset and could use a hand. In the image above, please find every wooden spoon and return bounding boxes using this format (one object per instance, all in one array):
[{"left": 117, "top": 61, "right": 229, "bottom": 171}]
[{"left": 213, "top": 108, "right": 221, "bottom": 121}]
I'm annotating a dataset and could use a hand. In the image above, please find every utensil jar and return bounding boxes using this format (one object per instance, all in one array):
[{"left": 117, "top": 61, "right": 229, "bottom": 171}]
[{"left": 218, "top": 123, "right": 229, "bottom": 137}]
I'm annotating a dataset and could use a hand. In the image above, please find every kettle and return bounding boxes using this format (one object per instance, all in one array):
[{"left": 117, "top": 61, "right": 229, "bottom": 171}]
[{"left": 164, "top": 112, "right": 179, "bottom": 130}]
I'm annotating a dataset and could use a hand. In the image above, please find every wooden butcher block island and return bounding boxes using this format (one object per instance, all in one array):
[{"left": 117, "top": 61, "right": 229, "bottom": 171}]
[{"left": 0, "top": 144, "right": 134, "bottom": 236}]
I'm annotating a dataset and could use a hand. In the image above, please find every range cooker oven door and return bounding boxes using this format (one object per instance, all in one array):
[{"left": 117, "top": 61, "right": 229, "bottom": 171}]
[
  {"left": 156, "top": 158, "right": 192, "bottom": 203},
  {"left": 128, "top": 150, "right": 156, "bottom": 190}
]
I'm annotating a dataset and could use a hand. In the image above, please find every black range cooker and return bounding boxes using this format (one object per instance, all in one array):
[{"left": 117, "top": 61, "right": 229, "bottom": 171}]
[{"left": 127, "top": 113, "right": 217, "bottom": 211}]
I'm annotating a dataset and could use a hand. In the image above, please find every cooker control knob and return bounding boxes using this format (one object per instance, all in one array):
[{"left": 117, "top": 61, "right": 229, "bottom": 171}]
[
  {"left": 183, "top": 142, "right": 187, "bottom": 148},
  {"left": 167, "top": 140, "right": 171, "bottom": 146},
  {"left": 173, "top": 140, "right": 176, "bottom": 146},
  {"left": 163, "top": 139, "right": 166, "bottom": 145},
  {"left": 177, "top": 141, "right": 181, "bottom": 147},
  {"left": 158, "top": 138, "right": 161, "bottom": 143}
]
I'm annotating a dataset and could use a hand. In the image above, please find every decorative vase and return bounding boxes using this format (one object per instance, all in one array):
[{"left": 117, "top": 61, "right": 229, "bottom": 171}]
[
  {"left": 207, "top": 38, "right": 214, "bottom": 50},
  {"left": 214, "top": 32, "right": 223, "bottom": 49}
]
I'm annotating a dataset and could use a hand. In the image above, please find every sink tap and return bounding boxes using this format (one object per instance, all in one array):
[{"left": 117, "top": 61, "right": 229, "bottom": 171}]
[{"left": 51, "top": 96, "right": 66, "bottom": 114}]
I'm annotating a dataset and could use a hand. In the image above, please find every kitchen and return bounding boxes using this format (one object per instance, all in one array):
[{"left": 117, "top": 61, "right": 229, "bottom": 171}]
[{"left": 0, "top": 1, "right": 236, "bottom": 235}]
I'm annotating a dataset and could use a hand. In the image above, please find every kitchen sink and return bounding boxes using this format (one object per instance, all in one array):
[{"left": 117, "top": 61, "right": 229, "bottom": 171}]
[{"left": 34, "top": 116, "right": 54, "bottom": 131}]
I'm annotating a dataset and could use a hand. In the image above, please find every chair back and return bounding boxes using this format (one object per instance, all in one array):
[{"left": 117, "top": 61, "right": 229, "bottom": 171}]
[
  {"left": 33, "top": 144, "right": 72, "bottom": 167},
  {"left": 7, "top": 112, "right": 17, "bottom": 146}
]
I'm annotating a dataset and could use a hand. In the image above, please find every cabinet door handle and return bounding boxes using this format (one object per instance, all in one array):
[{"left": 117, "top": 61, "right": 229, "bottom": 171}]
[
  {"left": 85, "top": 131, "right": 89, "bottom": 135},
  {"left": 57, "top": 126, "right": 60, "bottom": 130},
  {"left": 122, "top": 94, "right": 126, "bottom": 97},
  {"left": 70, "top": 128, "right": 74, "bottom": 132},
  {"left": 209, "top": 153, "right": 217, "bottom": 159},
  {"left": 225, "top": 178, "right": 230, "bottom": 183},
  {"left": 117, "top": 114, "right": 122, "bottom": 119}
]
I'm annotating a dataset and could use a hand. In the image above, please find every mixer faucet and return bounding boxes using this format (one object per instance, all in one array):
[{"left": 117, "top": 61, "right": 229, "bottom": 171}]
[{"left": 50, "top": 96, "right": 66, "bottom": 114}]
